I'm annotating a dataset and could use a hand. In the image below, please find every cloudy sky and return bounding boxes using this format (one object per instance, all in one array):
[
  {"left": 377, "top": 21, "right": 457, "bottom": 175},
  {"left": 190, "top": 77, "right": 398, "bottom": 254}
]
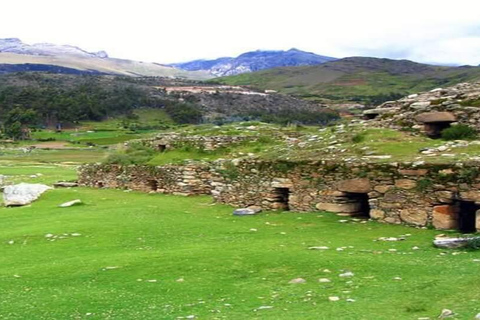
[{"left": 2, "top": 0, "right": 480, "bottom": 65}]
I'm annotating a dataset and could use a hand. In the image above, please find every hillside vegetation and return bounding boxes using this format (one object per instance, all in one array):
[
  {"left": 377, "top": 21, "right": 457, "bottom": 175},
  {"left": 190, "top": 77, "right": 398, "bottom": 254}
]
[
  {"left": 0, "top": 73, "right": 337, "bottom": 139},
  {"left": 213, "top": 57, "right": 480, "bottom": 105}
]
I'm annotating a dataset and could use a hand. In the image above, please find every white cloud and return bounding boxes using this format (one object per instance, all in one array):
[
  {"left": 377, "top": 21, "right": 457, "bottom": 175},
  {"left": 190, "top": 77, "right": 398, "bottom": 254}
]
[{"left": 0, "top": 0, "right": 479, "bottom": 65}]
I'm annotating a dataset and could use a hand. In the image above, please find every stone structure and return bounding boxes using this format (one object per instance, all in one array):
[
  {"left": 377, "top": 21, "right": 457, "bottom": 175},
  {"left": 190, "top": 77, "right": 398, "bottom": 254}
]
[
  {"left": 363, "top": 82, "right": 480, "bottom": 136},
  {"left": 139, "top": 133, "right": 258, "bottom": 151},
  {"left": 79, "top": 159, "right": 480, "bottom": 232},
  {"left": 78, "top": 163, "right": 214, "bottom": 196}
]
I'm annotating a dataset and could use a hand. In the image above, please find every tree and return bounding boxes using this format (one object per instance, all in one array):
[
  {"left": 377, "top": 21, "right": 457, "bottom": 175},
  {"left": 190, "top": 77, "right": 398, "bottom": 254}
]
[{"left": 2, "top": 107, "right": 37, "bottom": 140}]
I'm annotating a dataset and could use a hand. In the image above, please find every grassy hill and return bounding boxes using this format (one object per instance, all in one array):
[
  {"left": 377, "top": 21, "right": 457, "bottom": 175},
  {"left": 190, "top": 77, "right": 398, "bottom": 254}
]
[
  {"left": 212, "top": 57, "right": 480, "bottom": 105},
  {"left": 0, "top": 53, "right": 211, "bottom": 79}
]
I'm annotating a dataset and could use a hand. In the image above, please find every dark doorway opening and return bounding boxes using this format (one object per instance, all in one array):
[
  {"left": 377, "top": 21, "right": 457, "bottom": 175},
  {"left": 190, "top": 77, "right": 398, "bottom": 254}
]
[
  {"left": 147, "top": 179, "right": 158, "bottom": 192},
  {"left": 96, "top": 181, "right": 104, "bottom": 188},
  {"left": 424, "top": 122, "right": 451, "bottom": 139},
  {"left": 273, "top": 187, "right": 290, "bottom": 210},
  {"left": 364, "top": 113, "right": 379, "bottom": 120},
  {"left": 457, "top": 200, "right": 479, "bottom": 233},
  {"left": 345, "top": 192, "right": 371, "bottom": 218},
  {"left": 157, "top": 144, "right": 167, "bottom": 152}
]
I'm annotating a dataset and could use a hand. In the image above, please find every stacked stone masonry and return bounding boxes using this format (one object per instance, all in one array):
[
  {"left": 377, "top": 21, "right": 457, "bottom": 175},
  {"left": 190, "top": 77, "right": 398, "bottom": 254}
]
[
  {"left": 364, "top": 82, "right": 480, "bottom": 136},
  {"left": 139, "top": 133, "right": 258, "bottom": 151},
  {"left": 79, "top": 160, "right": 480, "bottom": 232}
]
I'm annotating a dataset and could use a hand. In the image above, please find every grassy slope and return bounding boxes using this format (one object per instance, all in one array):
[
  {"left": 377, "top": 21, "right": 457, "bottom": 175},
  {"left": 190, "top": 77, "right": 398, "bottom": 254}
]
[
  {"left": 213, "top": 57, "right": 480, "bottom": 103},
  {"left": 0, "top": 185, "right": 479, "bottom": 319},
  {"left": 0, "top": 53, "right": 212, "bottom": 79}
]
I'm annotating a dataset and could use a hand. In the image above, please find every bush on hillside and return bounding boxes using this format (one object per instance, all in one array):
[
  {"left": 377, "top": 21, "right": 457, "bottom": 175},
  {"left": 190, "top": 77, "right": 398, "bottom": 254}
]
[
  {"left": 441, "top": 124, "right": 477, "bottom": 141},
  {"left": 106, "top": 142, "right": 156, "bottom": 165}
]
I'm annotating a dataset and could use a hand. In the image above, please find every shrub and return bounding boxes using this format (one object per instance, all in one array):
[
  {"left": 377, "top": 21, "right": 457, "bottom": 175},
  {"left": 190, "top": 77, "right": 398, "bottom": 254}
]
[
  {"left": 416, "top": 178, "right": 433, "bottom": 192},
  {"left": 106, "top": 142, "right": 156, "bottom": 165},
  {"left": 464, "top": 237, "right": 480, "bottom": 250},
  {"left": 218, "top": 161, "right": 239, "bottom": 180},
  {"left": 351, "top": 133, "right": 366, "bottom": 144},
  {"left": 441, "top": 124, "right": 477, "bottom": 141}
]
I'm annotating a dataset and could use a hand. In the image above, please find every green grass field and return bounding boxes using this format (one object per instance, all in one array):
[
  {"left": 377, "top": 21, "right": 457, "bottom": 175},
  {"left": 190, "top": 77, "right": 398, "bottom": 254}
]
[
  {"left": 1, "top": 185, "right": 480, "bottom": 319},
  {"left": 2, "top": 121, "right": 480, "bottom": 319}
]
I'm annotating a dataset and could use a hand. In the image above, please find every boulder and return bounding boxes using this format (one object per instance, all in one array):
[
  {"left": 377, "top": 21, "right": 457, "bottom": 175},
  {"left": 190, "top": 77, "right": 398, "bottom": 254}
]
[
  {"left": 433, "top": 238, "right": 472, "bottom": 249},
  {"left": 233, "top": 207, "right": 262, "bottom": 216},
  {"left": 3, "top": 183, "right": 52, "bottom": 206},
  {"left": 415, "top": 112, "right": 456, "bottom": 123},
  {"left": 337, "top": 178, "right": 372, "bottom": 194}
]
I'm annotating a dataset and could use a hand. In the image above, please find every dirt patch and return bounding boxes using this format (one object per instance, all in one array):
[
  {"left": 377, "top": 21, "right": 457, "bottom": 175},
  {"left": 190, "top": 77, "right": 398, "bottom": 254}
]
[{"left": 30, "top": 142, "right": 71, "bottom": 149}]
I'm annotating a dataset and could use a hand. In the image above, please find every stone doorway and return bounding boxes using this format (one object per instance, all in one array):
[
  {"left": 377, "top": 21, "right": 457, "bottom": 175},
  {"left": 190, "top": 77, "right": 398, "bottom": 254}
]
[
  {"left": 147, "top": 179, "right": 158, "bottom": 192},
  {"left": 157, "top": 144, "right": 167, "bottom": 152},
  {"left": 456, "top": 200, "right": 479, "bottom": 233},
  {"left": 424, "top": 122, "right": 452, "bottom": 139},
  {"left": 415, "top": 112, "right": 456, "bottom": 139},
  {"left": 344, "top": 192, "right": 371, "bottom": 218},
  {"left": 273, "top": 187, "right": 290, "bottom": 210}
]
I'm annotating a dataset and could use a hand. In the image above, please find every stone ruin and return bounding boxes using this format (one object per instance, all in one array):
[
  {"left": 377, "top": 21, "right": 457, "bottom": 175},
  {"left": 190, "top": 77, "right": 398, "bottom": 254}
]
[
  {"left": 79, "top": 159, "right": 480, "bottom": 233},
  {"left": 137, "top": 133, "right": 258, "bottom": 152},
  {"left": 363, "top": 82, "right": 480, "bottom": 137}
]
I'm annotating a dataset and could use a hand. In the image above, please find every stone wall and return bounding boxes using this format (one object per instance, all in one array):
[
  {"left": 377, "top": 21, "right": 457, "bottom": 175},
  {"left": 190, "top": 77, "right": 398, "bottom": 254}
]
[
  {"left": 78, "top": 163, "right": 214, "bottom": 196},
  {"left": 139, "top": 133, "right": 257, "bottom": 151},
  {"left": 211, "top": 160, "right": 480, "bottom": 231},
  {"left": 78, "top": 160, "right": 480, "bottom": 231}
]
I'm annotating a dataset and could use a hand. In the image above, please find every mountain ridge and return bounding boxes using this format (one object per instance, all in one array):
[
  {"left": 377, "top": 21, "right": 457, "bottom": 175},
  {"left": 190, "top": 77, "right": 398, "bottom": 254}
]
[
  {"left": 212, "top": 56, "right": 480, "bottom": 105},
  {"left": 171, "top": 48, "right": 336, "bottom": 76},
  {"left": 0, "top": 38, "right": 211, "bottom": 79}
]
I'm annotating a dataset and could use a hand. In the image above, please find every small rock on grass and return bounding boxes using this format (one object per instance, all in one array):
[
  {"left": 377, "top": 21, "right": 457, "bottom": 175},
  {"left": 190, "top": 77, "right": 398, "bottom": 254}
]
[
  {"left": 54, "top": 182, "right": 78, "bottom": 188},
  {"left": 438, "top": 309, "right": 455, "bottom": 318},
  {"left": 308, "top": 246, "right": 329, "bottom": 250},
  {"left": 339, "top": 272, "right": 354, "bottom": 277},
  {"left": 255, "top": 306, "right": 273, "bottom": 311},
  {"left": 318, "top": 278, "right": 331, "bottom": 283},
  {"left": 233, "top": 207, "right": 262, "bottom": 216},
  {"left": 59, "top": 199, "right": 82, "bottom": 208},
  {"left": 328, "top": 296, "right": 340, "bottom": 302},
  {"left": 288, "top": 278, "right": 306, "bottom": 284}
]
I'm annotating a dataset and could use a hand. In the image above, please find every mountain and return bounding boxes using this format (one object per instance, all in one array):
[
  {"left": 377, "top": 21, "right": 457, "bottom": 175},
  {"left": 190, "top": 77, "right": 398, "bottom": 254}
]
[
  {"left": 0, "top": 38, "right": 109, "bottom": 58},
  {"left": 170, "top": 48, "right": 336, "bottom": 77},
  {"left": 0, "top": 38, "right": 211, "bottom": 79},
  {"left": 212, "top": 57, "right": 480, "bottom": 105}
]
